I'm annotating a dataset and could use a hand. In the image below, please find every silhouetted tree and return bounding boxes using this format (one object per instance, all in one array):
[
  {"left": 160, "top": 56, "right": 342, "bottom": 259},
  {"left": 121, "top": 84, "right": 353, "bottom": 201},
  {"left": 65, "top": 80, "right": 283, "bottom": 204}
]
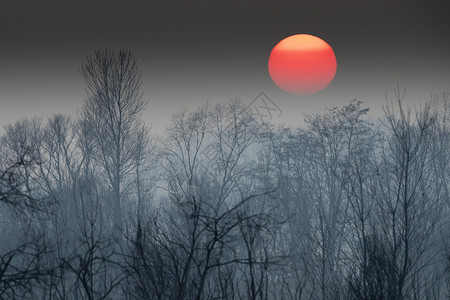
[{"left": 81, "top": 49, "right": 147, "bottom": 236}]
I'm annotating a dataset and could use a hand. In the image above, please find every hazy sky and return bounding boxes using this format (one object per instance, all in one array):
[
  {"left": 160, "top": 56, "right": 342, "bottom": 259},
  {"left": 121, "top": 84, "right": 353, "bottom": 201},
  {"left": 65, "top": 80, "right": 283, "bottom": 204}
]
[{"left": 1, "top": 0, "right": 449, "bottom": 134}]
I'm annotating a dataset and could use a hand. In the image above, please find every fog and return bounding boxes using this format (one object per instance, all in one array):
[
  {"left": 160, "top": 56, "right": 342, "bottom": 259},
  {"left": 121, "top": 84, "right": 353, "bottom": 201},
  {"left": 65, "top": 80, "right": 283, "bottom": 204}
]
[{"left": 0, "top": 50, "right": 449, "bottom": 299}]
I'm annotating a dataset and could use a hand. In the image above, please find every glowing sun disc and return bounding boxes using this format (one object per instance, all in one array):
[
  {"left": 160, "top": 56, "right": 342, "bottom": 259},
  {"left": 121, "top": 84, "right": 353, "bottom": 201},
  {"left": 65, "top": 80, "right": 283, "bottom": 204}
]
[{"left": 268, "top": 34, "right": 337, "bottom": 95}]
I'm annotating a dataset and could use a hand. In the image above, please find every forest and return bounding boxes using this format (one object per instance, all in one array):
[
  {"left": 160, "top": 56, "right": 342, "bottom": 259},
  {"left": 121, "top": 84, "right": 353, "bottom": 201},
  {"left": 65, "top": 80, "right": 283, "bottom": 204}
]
[{"left": 0, "top": 50, "right": 449, "bottom": 300}]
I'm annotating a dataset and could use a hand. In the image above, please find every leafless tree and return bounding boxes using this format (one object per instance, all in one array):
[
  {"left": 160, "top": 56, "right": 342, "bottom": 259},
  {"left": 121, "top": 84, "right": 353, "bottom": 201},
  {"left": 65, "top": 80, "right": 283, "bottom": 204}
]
[
  {"left": 0, "top": 129, "right": 51, "bottom": 299},
  {"left": 124, "top": 101, "right": 282, "bottom": 300},
  {"left": 80, "top": 49, "right": 147, "bottom": 236},
  {"left": 368, "top": 88, "right": 443, "bottom": 299},
  {"left": 60, "top": 176, "right": 127, "bottom": 300},
  {"left": 2, "top": 51, "right": 449, "bottom": 300}
]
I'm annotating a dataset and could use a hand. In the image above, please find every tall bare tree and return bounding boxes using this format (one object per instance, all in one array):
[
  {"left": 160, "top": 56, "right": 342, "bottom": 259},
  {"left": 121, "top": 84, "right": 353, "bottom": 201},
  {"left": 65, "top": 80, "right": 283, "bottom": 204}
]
[
  {"left": 80, "top": 49, "right": 147, "bottom": 236},
  {"left": 373, "top": 90, "right": 442, "bottom": 299}
]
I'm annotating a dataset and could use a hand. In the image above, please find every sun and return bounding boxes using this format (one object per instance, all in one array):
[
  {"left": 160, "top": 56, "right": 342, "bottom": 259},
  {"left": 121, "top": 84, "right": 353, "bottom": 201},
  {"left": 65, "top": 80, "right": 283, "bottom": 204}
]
[{"left": 268, "top": 34, "right": 337, "bottom": 95}]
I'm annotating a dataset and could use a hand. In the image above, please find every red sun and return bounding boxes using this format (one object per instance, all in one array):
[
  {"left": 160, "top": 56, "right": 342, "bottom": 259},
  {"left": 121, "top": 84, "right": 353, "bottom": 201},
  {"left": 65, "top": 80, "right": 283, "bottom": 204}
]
[{"left": 268, "top": 34, "right": 337, "bottom": 95}]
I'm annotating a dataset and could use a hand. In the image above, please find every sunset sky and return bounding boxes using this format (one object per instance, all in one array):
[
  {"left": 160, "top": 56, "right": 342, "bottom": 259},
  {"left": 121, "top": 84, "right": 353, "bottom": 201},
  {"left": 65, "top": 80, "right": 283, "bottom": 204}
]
[{"left": 1, "top": 0, "right": 449, "bottom": 133}]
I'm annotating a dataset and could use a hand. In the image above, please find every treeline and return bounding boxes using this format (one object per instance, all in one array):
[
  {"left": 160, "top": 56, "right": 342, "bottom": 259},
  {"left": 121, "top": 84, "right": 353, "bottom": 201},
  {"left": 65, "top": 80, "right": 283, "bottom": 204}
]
[{"left": 0, "top": 50, "right": 449, "bottom": 299}]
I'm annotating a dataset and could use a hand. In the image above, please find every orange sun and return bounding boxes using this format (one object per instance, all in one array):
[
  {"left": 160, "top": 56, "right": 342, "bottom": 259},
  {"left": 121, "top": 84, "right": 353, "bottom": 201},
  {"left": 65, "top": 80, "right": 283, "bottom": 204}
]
[{"left": 268, "top": 34, "right": 337, "bottom": 95}]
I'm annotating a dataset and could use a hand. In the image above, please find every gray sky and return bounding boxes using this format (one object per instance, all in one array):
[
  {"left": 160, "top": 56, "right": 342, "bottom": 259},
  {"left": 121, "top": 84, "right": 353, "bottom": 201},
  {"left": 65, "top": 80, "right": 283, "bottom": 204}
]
[{"left": 1, "top": 0, "right": 449, "bottom": 134}]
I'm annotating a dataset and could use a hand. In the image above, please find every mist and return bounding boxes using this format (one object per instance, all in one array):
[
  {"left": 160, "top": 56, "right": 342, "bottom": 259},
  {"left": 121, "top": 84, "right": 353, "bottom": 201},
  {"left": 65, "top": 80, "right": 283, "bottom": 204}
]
[
  {"left": 0, "top": 49, "right": 449, "bottom": 299},
  {"left": 1, "top": 1, "right": 449, "bottom": 298}
]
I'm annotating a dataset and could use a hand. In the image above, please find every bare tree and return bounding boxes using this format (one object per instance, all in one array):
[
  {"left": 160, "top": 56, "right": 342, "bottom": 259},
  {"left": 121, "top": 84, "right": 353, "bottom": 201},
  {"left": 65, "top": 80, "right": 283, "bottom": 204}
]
[
  {"left": 292, "top": 100, "right": 371, "bottom": 299},
  {"left": 2, "top": 66, "right": 449, "bottom": 299},
  {"left": 370, "top": 88, "right": 442, "bottom": 299},
  {"left": 1, "top": 118, "right": 46, "bottom": 215},
  {"left": 81, "top": 49, "right": 147, "bottom": 236},
  {"left": 125, "top": 101, "right": 281, "bottom": 300},
  {"left": 0, "top": 129, "right": 51, "bottom": 299},
  {"left": 60, "top": 176, "right": 127, "bottom": 300}
]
